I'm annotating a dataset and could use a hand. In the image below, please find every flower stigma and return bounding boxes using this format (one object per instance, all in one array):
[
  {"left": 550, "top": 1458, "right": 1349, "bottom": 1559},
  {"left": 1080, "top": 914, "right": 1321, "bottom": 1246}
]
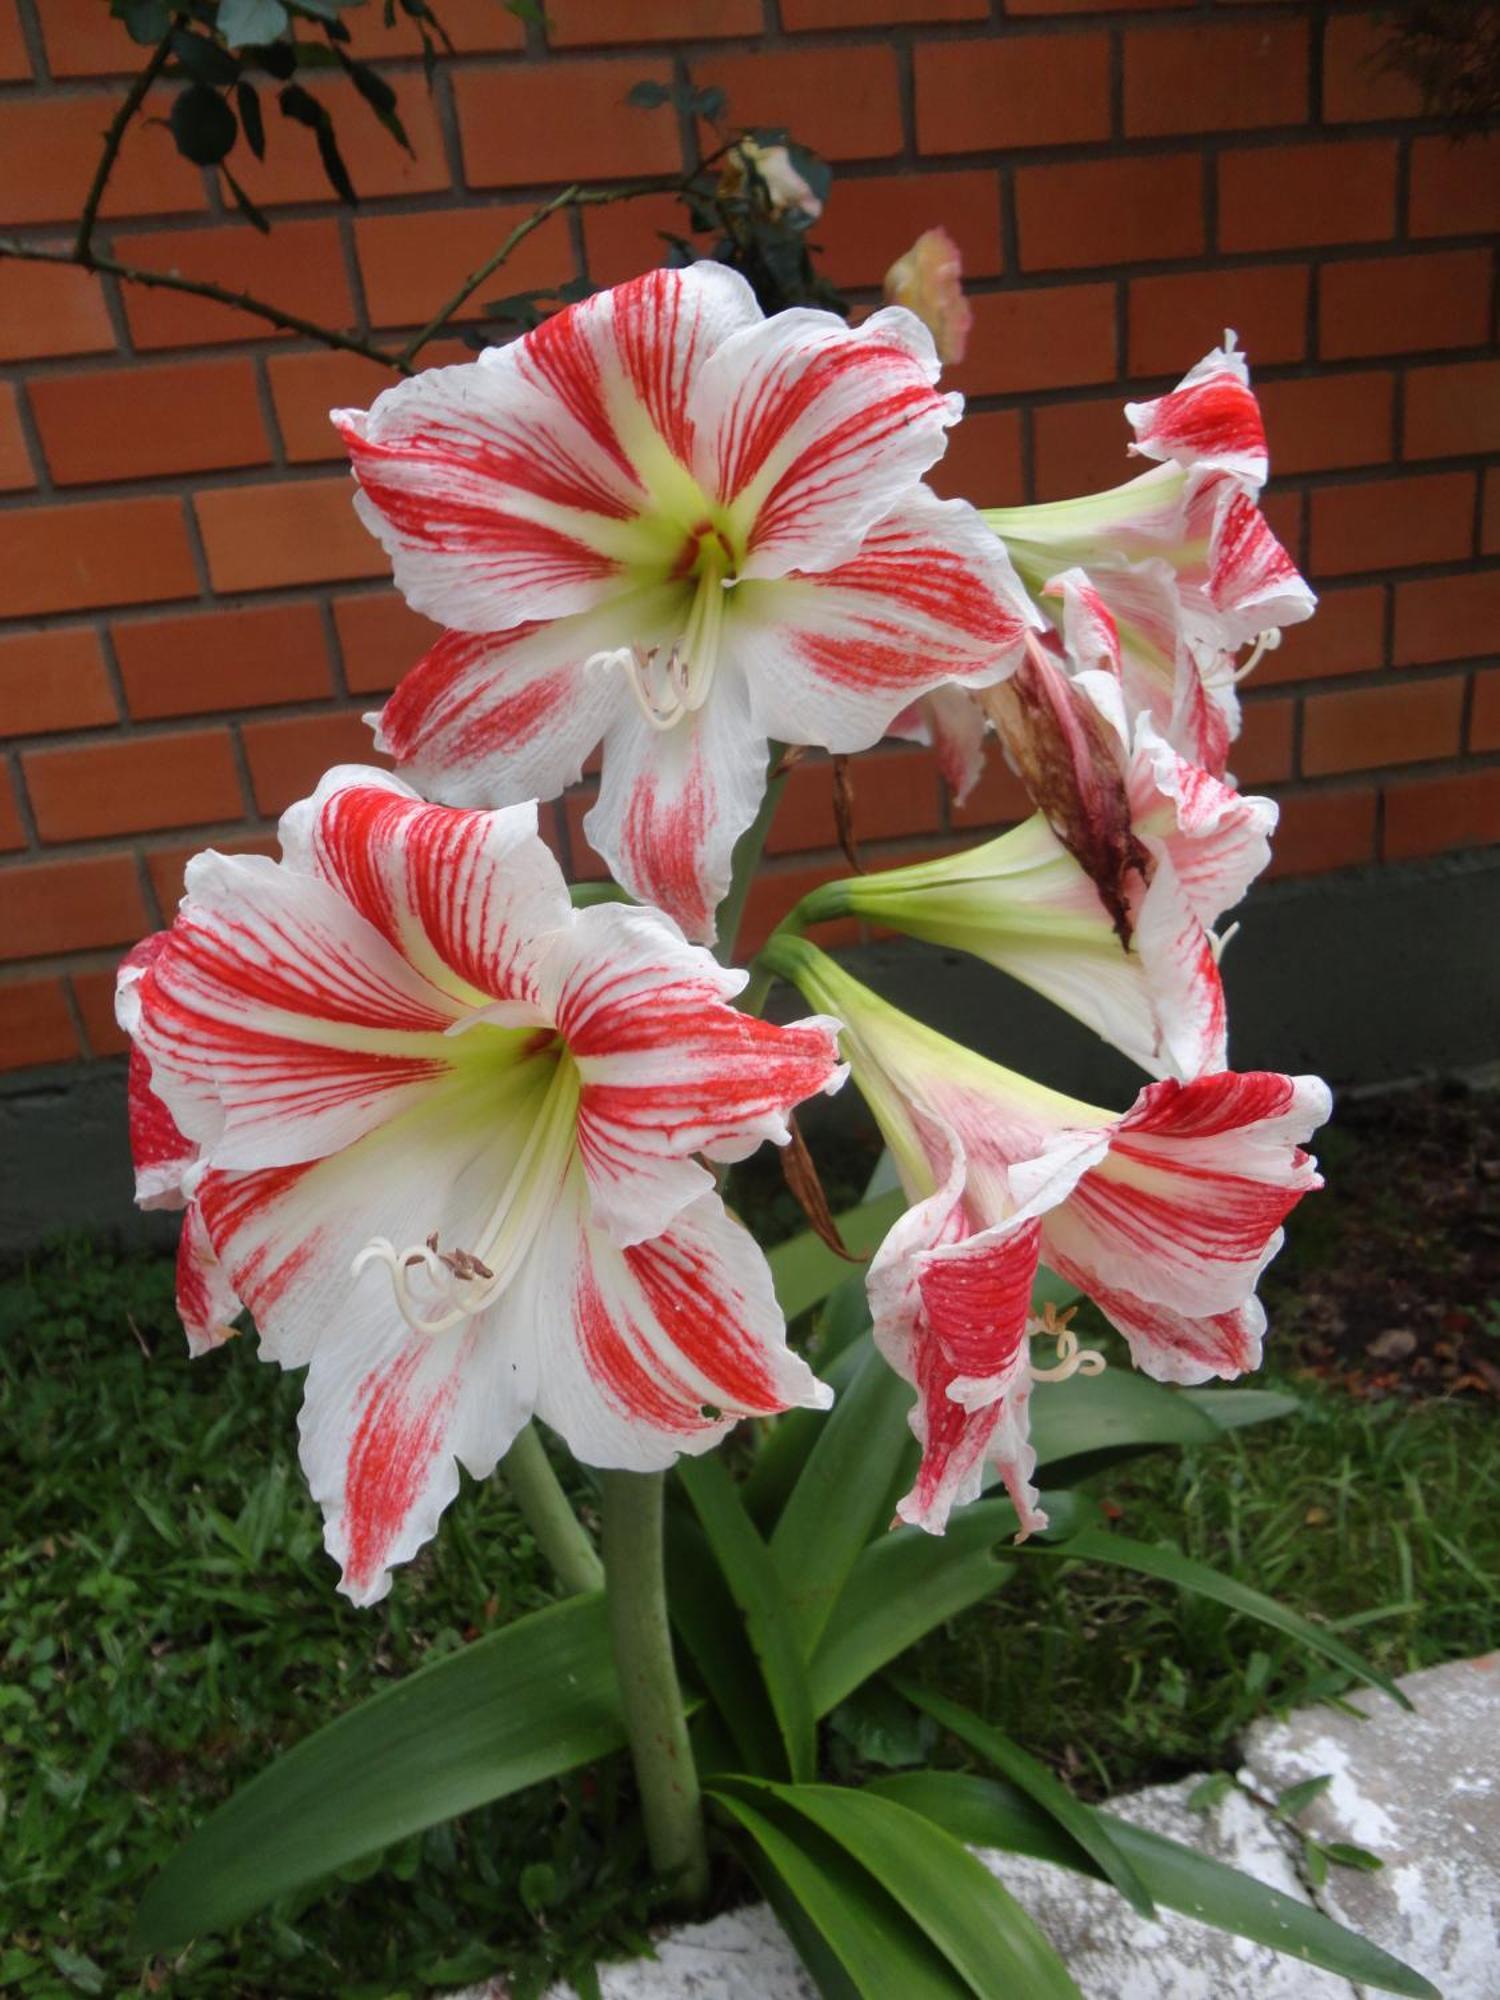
[{"left": 1027, "top": 1300, "right": 1106, "bottom": 1383}]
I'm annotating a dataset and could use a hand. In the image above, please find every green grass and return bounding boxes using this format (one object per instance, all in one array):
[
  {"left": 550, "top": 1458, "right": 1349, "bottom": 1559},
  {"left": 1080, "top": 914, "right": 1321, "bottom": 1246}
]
[{"left": 2, "top": 1234, "right": 1497, "bottom": 1997}]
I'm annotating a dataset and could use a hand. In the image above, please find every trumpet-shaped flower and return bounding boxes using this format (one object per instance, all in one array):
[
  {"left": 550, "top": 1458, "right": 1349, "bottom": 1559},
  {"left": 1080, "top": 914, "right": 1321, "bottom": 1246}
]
[
  {"left": 984, "top": 336, "right": 1314, "bottom": 776},
  {"left": 762, "top": 937, "right": 1328, "bottom": 1534},
  {"left": 883, "top": 227, "right": 973, "bottom": 367},
  {"left": 117, "top": 766, "right": 846, "bottom": 1604},
  {"left": 335, "top": 263, "right": 1037, "bottom": 944}
]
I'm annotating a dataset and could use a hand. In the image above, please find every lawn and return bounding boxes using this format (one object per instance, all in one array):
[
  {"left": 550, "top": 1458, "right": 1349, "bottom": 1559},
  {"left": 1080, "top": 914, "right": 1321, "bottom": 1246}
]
[{"left": 3, "top": 1084, "right": 1498, "bottom": 1998}]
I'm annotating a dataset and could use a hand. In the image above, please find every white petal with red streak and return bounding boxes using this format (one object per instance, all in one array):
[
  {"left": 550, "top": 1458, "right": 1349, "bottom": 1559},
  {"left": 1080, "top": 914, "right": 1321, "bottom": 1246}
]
[
  {"left": 1051, "top": 1264, "right": 1268, "bottom": 1387},
  {"left": 176, "top": 1199, "right": 243, "bottom": 1357},
  {"left": 523, "top": 1171, "right": 829, "bottom": 1472},
  {"left": 1129, "top": 719, "right": 1276, "bottom": 926},
  {"left": 559, "top": 898, "right": 845, "bottom": 1245},
  {"left": 118, "top": 936, "right": 204, "bottom": 1208},
  {"left": 1130, "top": 850, "right": 1230, "bottom": 1080},
  {"left": 1188, "top": 472, "right": 1317, "bottom": 647},
  {"left": 1125, "top": 340, "right": 1268, "bottom": 491},
  {"left": 733, "top": 491, "right": 1038, "bottom": 754},
  {"left": 691, "top": 304, "right": 957, "bottom": 581},
  {"left": 896, "top": 685, "right": 990, "bottom": 804},
  {"left": 586, "top": 664, "right": 768, "bottom": 945}
]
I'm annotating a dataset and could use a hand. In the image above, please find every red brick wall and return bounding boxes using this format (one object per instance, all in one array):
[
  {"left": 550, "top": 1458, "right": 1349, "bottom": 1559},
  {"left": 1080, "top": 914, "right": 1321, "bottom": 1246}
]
[{"left": 2, "top": 0, "right": 1498, "bottom": 1075}]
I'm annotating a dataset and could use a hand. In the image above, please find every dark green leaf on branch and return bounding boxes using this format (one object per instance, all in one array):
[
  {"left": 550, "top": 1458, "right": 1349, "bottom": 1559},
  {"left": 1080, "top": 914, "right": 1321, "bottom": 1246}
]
[
  {"left": 1276, "top": 1773, "right": 1334, "bottom": 1820},
  {"left": 220, "top": 162, "right": 271, "bottom": 232},
  {"left": 626, "top": 79, "right": 671, "bottom": 109},
  {"left": 111, "top": 0, "right": 172, "bottom": 44},
  {"left": 169, "top": 83, "right": 239, "bottom": 166},
  {"left": 278, "top": 81, "right": 358, "bottom": 202},
  {"left": 340, "top": 55, "right": 413, "bottom": 152},
  {"left": 218, "top": 0, "right": 290, "bottom": 45},
  {"left": 235, "top": 78, "right": 266, "bottom": 159},
  {"left": 171, "top": 28, "right": 241, "bottom": 87}
]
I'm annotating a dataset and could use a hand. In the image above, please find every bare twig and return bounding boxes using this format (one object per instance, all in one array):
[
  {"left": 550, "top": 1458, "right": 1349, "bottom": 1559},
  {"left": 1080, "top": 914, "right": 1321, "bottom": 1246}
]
[{"left": 75, "top": 17, "right": 181, "bottom": 265}]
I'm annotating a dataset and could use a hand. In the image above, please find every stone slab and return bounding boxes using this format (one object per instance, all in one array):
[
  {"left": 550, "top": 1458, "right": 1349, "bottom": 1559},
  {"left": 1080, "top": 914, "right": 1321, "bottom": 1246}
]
[{"left": 1243, "top": 1651, "right": 1500, "bottom": 1999}]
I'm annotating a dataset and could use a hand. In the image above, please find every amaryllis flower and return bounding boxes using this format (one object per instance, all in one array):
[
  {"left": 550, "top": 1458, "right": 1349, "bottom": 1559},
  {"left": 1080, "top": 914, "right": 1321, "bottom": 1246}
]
[
  {"left": 335, "top": 262, "right": 1037, "bottom": 944},
  {"left": 984, "top": 336, "right": 1314, "bottom": 776},
  {"left": 883, "top": 226, "right": 973, "bottom": 368},
  {"left": 117, "top": 766, "right": 846, "bottom": 1604},
  {"left": 761, "top": 936, "right": 1328, "bottom": 1534}
]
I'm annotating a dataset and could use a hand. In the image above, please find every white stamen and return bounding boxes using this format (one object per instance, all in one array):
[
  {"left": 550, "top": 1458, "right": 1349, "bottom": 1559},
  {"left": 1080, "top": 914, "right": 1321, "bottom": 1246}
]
[
  {"left": 1028, "top": 1305, "right": 1106, "bottom": 1384},
  {"left": 589, "top": 558, "right": 732, "bottom": 733},
  {"left": 1236, "top": 627, "right": 1281, "bottom": 682}
]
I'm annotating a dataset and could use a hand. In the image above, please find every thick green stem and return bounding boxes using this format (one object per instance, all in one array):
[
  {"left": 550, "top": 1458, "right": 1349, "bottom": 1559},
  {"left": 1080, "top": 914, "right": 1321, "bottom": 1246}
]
[
  {"left": 600, "top": 1470, "right": 710, "bottom": 1907},
  {"left": 502, "top": 1423, "right": 604, "bottom": 1596}
]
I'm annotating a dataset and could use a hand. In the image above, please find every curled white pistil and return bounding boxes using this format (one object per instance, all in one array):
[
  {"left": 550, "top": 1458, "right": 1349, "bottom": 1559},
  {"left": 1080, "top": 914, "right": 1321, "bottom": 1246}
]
[
  {"left": 1236, "top": 627, "right": 1281, "bottom": 682},
  {"left": 351, "top": 1233, "right": 499, "bottom": 1337},
  {"left": 1028, "top": 1301, "right": 1106, "bottom": 1383}
]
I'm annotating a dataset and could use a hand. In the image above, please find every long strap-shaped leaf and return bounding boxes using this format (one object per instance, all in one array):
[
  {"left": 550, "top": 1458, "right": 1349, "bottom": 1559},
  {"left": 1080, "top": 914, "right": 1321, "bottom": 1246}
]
[
  {"left": 1012, "top": 1527, "right": 1411, "bottom": 1708},
  {"left": 676, "top": 1454, "right": 817, "bottom": 1782},
  {"left": 711, "top": 1786, "right": 970, "bottom": 1999},
  {"left": 664, "top": 1506, "right": 787, "bottom": 1778},
  {"left": 136, "top": 1593, "right": 624, "bottom": 1950},
  {"left": 713, "top": 1777, "right": 1081, "bottom": 2000},
  {"left": 893, "top": 1679, "right": 1156, "bottom": 1918},
  {"left": 872, "top": 1770, "right": 1438, "bottom": 2000}
]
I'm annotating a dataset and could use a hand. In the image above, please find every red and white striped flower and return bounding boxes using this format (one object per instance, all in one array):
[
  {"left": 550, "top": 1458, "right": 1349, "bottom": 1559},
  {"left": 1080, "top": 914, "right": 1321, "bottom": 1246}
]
[
  {"left": 116, "top": 766, "right": 845, "bottom": 1604},
  {"left": 764, "top": 937, "right": 1328, "bottom": 1535},
  {"left": 335, "top": 262, "right": 1037, "bottom": 944},
  {"left": 984, "top": 335, "right": 1314, "bottom": 777}
]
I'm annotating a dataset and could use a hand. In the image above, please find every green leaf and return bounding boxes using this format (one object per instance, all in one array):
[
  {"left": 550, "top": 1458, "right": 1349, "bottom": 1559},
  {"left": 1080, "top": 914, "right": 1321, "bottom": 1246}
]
[
  {"left": 766, "top": 1189, "right": 903, "bottom": 1320},
  {"left": 112, "top": 0, "right": 172, "bottom": 43},
  {"left": 664, "top": 1507, "right": 786, "bottom": 1779},
  {"left": 676, "top": 1454, "right": 816, "bottom": 1782},
  {"left": 1186, "top": 1772, "right": 1236, "bottom": 1813},
  {"left": 741, "top": 1280, "right": 873, "bottom": 1530},
  {"left": 1179, "top": 1385, "right": 1302, "bottom": 1432},
  {"left": 770, "top": 1335, "right": 915, "bottom": 1654},
  {"left": 278, "top": 81, "right": 357, "bottom": 203},
  {"left": 1012, "top": 1528, "right": 1411, "bottom": 1709},
  {"left": 169, "top": 83, "right": 238, "bottom": 165},
  {"left": 871, "top": 1771, "right": 1438, "bottom": 1999},
  {"left": 716, "top": 1779, "right": 1081, "bottom": 1999},
  {"left": 220, "top": 162, "right": 270, "bottom": 233},
  {"left": 1028, "top": 1364, "right": 1222, "bottom": 1481},
  {"left": 136, "top": 1593, "right": 623, "bottom": 1948},
  {"left": 218, "top": 0, "right": 290, "bottom": 44},
  {"left": 625, "top": 79, "right": 671, "bottom": 109},
  {"left": 170, "top": 26, "right": 241, "bottom": 85},
  {"left": 892, "top": 1681, "right": 1155, "bottom": 1919},
  {"left": 1276, "top": 1773, "right": 1334, "bottom": 1819},
  {"left": 827, "top": 1682, "right": 935, "bottom": 1771},
  {"left": 711, "top": 1785, "right": 971, "bottom": 1999},
  {"left": 1324, "top": 1841, "right": 1385, "bottom": 1873},
  {"left": 235, "top": 78, "right": 266, "bottom": 159},
  {"left": 342, "top": 55, "right": 413, "bottom": 153}
]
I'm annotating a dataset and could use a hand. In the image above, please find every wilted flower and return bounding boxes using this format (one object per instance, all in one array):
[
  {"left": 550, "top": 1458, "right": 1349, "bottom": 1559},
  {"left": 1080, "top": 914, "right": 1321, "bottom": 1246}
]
[
  {"left": 883, "top": 226, "right": 973, "bottom": 368},
  {"left": 718, "top": 136, "right": 824, "bottom": 222},
  {"left": 118, "top": 767, "right": 847, "bottom": 1603}
]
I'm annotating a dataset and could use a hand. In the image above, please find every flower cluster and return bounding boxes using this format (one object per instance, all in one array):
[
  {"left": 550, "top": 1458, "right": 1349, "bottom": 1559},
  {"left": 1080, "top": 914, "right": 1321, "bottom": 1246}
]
[{"left": 118, "top": 255, "right": 1328, "bottom": 1593}]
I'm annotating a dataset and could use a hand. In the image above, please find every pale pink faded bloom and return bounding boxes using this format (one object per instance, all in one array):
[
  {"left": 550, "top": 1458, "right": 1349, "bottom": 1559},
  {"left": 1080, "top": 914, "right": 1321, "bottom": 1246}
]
[
  {"left": 719, "top": 137, "right": 823, "bottom": 222},
  {"left": 765, "top": 936, "right": 1328, "bottom": 1535},
  {"left": 335, "top": 262, "right": 1036, "bottom": 944},
  {"left": 882, "top": 227, "right": 974, "bottom": 368},
  {"left": 117, "top": 766, "right": 846, "bottom": 1604}
]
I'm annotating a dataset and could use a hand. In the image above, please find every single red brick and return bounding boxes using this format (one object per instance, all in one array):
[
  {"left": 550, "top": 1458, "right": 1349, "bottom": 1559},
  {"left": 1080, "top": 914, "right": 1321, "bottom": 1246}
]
[
  {"left": 232, "top": 75, "right": 450, "bottom": 208},
  {"left": 0, "top": 383, "right": 33, "bottom": 491},
  {"left": 114, "top": 602, "right": 332, "bottom": 720},
  {"left": 0, "top": 496, "right": 197, "bottom": 616},
  {"left": 111, "top": 219, "right": 356, "bottom": 350},
  {"left": 692, "top": 47, "right": 904, "bottom": 162},
  {"left": 0, "top": 978, "right": 78, "bottom": 1069},
  {"left": 1128, "top": 264, "right": 1309, "bottom": 376},
  {"left": 356, "top": 203, "right": 574, "bottom": 331},
  {"left": 1301, "top": 676, "right": 1465, "bottom": 775},
  {"left": 332, "top": 590, "right": 440, "bottom": 697},
  {"left": 952, "top": 750, "right": 1031, "bottom": 830},
  {"left": 456, "top": 61, "right": 682, "bottom": 187},
  {"left": 339, "top": 0, "right": 524, "bottom": 56},
  {"left": 823, "top": 169, "right": 1003, "bottom": 289},
  {"left": 740, "top": 859, "right": 860, "bottom": 957},
  {"left": 581, "top": 194, "right": 685, "bottom": 289},
  {"left": 241, "top": 709, "right": 390, "bottom": 814},
  {"left": 0, "top": 90, "right": 206, "bottom": 227},
  {"left": 1264, "top": 786, "right": 1376, "bottom": 877},
  {"left": 0, "top": 769, "right": 24, "bottom": 851},
  {"left": 0, "top": 0, "right": 28, "bottom": 80},
  {"left": 1409, "top": 134, "right": 1500, "bottom": 238},
  {"left": 1471, "top": 670, "right": 1500, "bottom": 751},
  {"left": 0, "top": 852, "right": 150, "bottom": 960},
  {"left": 786, "top": 0, "right": 984, "bottom": 20},
  {"left": 0, "top": 628, "right": 115, "bottom": 737},
  {"left": 146, "top": 831, "right": 278, "bottom": 915},
  {"left": 29, "top": 356, "right": 269, "bottom": 486},
  {"left": 1392, "top": 572, "right": 1500, "bottom": 669},
  {"left": 1016, "top": 155, "right": 1204, "bottom": 271},
  {"left": 915, "top": 35, "right": 1111, "bottom": 154},
  {"left": 1031, "top": 396, "right": 1134, "bottom": 502},
  {"left": 0, "top": 255, "right": 116, "bottom": 362},
  {"left": 1384, "top": 769, "right": 1500, "bottom": 861},
  {"left": 25, "top": 729, "right": 244, "bottom": 841},
  {"left": 950, "top": 285, "right": 1116, "bottom": 396},
  {"left": 1255, "top": 371, "right": 1394, "bottom": 476},
  {"left": 929, "top": 408, "right": 1024, "bottom": 509},
  {"left": 1322, "top": 10, "right": 1425, "bottom": 122},
  {"left": 1256, "top": 583, "right": 1386, "bottom": 685},
  {"left": 195, "top": 478, "right": 386, "bottom": 593},
  {"left": 1319, "top": 250, "right": 1492, "bottom": 361},
  {"left": 1310, "top": 471, "right": 1474, "bottom": 577},
  {"left": 267, "top": 348, "right": 402, "bottom": 464},
  {"left": 1123, "top": 19, "right": 1307, "bottom": 137},
  {"left": 1218, "top": 139, "right": 1396, "bottom": 252},
  {"left": 550, "top": 0, "right": 761, "bottom": 38},
  {"left": 1233, "top": 698, "right": 1295, "bottom": 785},
  {"left": 71, "top": 964, "right": 129, "bottom": 1058},
  {"left": 1403, "top": 360, "right": 1500, "bottom": 461}
]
